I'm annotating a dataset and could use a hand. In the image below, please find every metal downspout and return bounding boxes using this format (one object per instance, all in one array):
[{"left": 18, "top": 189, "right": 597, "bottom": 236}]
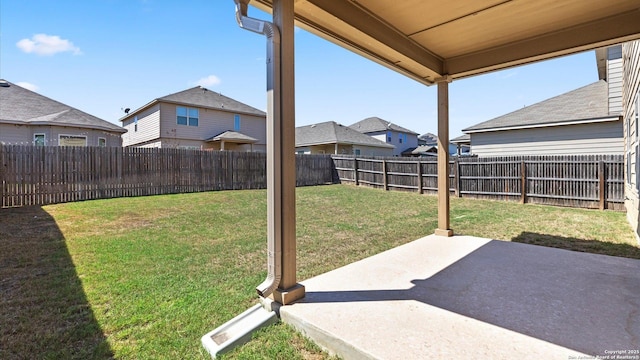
[{"left": 233, "top": 0, "right": 282, "bottom": 298}]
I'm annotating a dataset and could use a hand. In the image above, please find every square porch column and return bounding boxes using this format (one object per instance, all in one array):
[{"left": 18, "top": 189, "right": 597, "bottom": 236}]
[
  {"left": 435, "top": 77, "right": 454, "bottom": 237},
  {"left": 271, "top": 0, "right": 305, "bottom": 304}
]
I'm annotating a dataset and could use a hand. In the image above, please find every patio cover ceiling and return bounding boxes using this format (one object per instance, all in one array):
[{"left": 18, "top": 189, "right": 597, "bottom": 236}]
[{"left": 251, "top": 0, "right": 640, "bottom": 85}]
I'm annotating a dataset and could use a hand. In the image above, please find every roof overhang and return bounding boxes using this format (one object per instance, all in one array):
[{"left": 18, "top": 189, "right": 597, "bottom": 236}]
[
  {"left": 296, "top": 140, "right": 394, "bottom": 148},
  {"left": 0, "top": 119, "right": 128, "bottom": 134},
  {"left": 251, "top": 0, "right": 640, "bottom": 85},
  {"left": 118, "top": 99, "right": 266, "bottom": 123},
  {"left": 464, "top": 115, "right": 622, "bottom": 134},
  {"left": 206, "top": 131, "right": 259, "bottom": 143}
]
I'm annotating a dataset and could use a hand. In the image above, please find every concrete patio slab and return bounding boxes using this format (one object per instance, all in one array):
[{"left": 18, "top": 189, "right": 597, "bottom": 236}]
[{"left": 276, "top": 235, "right": 640, "bottom": 360}]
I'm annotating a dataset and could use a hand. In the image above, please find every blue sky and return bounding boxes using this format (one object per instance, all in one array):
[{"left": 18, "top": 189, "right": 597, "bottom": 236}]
[{"left": 1, "top": 0, "right": 599, "bottom": 138}]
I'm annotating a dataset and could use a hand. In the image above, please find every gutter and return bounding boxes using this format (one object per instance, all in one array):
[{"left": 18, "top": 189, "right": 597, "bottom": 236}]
[{"left": 463, "top": 115, "right": 622, "bottom": 134}]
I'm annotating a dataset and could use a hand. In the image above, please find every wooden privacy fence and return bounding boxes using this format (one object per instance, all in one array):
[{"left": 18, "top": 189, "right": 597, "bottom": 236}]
[
  {"left": 0, "top": 145, "right": 338, "bottom": 208},
  {"left": 332, "top": 155, "right": 625, "bottom": 210}
]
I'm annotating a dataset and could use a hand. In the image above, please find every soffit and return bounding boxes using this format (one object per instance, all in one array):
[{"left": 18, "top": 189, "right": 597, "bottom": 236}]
[{"left": 252, "top": 0, "right": 640, "bottom": 84}]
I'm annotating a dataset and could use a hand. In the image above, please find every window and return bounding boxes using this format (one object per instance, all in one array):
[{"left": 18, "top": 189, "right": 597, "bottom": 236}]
[
  {"left": 387, "top": 131, "right": 392, "bottom": 142},
  {"left": 354, "top": 149, "right": 361, "bottom": 155},
  {"left": 177, "top": 107, "right": 199, "bottom": 126},
  {"left": 34, "top": 133, "right": 45, "bottom": 146},
  {"left": 134, "top": 116, "right": 138, "bottom": 132},
  {"left": 399, "top": 133, "right": 407, "bottom": 144},
  {"left": 59, "top": 135, "right": 87, "bottom": 147},
  {"left": 98, "top": 138, "right": 106, "bottom": 147},
  {"left": 234, "top": 114, "right": 241, "bottom": 131}
]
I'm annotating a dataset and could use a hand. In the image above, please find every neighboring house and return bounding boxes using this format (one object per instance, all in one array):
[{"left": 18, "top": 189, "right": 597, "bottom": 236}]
[
  {"left": 120, "top": 86, "right": 266, "bottom": 151},
  {"left": 622, "top": 40, "right": 640, "bottom": 237},
  {"left": 450, "top": 134, "right": 471, "bottom": 156},
  {"left": 295, "top": 121, "right": 394, "bottom": 156},
  {"left": 349, "top": 117, "right": 418, "bottom": 156},
  {"left": 417, "top": 132, "right": 460, "bottom": 155},
  {"left": 401, "top": 145, "right": 438, "bottom": 157},
  {"left": 461, "top": 45, "right": 624, "bottom": 156},
  {"left": 0, "top": 80, "right": 126, "bottom": 147}
]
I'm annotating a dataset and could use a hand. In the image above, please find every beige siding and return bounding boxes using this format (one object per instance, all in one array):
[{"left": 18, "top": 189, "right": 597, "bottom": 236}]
[
  {"left": 121, "top": 105, "right": 161, "bottom": 147},
  {"left": 46, "top": 126, "right": 122, "bottom": 147},
  {"left": 352, "top": 145, "right": 394, "bottom": 156},
  {"left": 622, "top": 40, "right": 640, "bottom": 236},
  {"left": 0, "top": 124, "right": 31, "bottom": 145},
  {"left": 0, "top": 123, "right": 122, "bottom": 146},
  {"left": 471, "top": 121, "right": 623, "bottom": 156},
  {"left": 158, "top": 103, "right": 266, "bottom": 147}
]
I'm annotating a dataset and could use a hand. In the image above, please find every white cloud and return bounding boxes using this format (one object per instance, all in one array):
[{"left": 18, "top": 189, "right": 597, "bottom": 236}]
[
  {"left": 195, "top": 75, "right": 222, "bottom": 87},
  {"left": 15, "top": 82, "right": 40, "bottom": 92},
  {"left": 16, "top": 34, "right": 82, "bottom": 56}
]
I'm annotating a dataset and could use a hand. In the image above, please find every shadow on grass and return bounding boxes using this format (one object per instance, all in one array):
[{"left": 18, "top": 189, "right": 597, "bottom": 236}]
[
  {"left": 0, "top": 206, "right": 113, "bottom": 359},
  {"left": 511, "top": 231, "right": 640, "bottom": 259}
]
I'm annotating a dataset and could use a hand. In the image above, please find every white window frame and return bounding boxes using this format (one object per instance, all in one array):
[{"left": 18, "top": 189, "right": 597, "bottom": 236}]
[
  {"left": 33, "top": 133, "right": 46, "bottom": 146},
  {"left": 134, "top": 116, "right": 138, "bottom": 132},
  {"left": 58, "top": 134, "right": 88, "bottom": 147},
  {"left": 98, "top": 137, "right": 107, "bottom": 147}
]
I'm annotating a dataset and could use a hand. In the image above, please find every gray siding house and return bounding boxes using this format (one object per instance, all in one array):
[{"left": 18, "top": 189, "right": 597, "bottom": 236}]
[
  {"left": 0, "top": 80, "right": 126, "bottom": 147},
  {"left": 463, "top": 46, "right": 624, "bottom": 157},
  {"left": 349, "top": 117, "right": 418, "bottom": 156},
  {"left": 121, "top": 86, "right": 266, "bottom": 151},
  {"left": 296, "top": 121, "right": 394, "bottom": 156}
]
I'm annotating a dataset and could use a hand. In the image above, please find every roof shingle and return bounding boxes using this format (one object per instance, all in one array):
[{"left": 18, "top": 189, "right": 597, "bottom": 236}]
[
  {"left": 296, "top": 121, "right": 394, "bottom": 148},
  {"left": 349, "top": 117, "right": 418, "bottom": 135},
  {"left": 0, "top": 80, "right": 126, "bottom": 133},
  {"left": 463, "top": 80, "right": 611, "bottom": 132}
]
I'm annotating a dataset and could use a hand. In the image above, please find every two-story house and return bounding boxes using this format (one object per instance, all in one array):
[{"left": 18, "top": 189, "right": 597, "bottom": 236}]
[
  {"left": 121, "top": 86, "right": 266, "bottom": 151},
  {"left": 0, "top": 80, "right": 126, "bottom": 147},
  {"left": 349, "top": 117, "right": 418, "bottom": 156}
]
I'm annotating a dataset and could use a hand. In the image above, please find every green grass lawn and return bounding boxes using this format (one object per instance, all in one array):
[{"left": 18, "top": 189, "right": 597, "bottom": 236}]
[{"left": 1, "top": 184, "right": 638, "bottom": 359}]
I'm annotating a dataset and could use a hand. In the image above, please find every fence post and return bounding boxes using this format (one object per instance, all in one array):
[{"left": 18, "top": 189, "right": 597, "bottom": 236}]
[
  {"left": 417, "top": 160, "right": 423, "bottom": 194},
  {"left": 382, "top": 160, "right": 388, "bottom": 191},
  {"left": 454, "top": 158, "right": 460, "bottom": 197},
  {"left": 353, "top": 156, "right": 359, "bottom": 186},
  {"left": 520, "top": 160, "right": 526, "bottom": 204},
  {"left": 0, "top": 145, "right": 4, "bottom": 208},
  {"left": 599, "top": 160, "right": 606, "bottom": 210}
]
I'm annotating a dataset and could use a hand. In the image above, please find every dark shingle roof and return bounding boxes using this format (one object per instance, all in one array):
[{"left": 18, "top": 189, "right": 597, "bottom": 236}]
[
  {"left": 451, "top": 134, "right": 470, "bottom": 144},
  {"left": 349, "top": 117, "right": 419, "bottom": 135},
  {"left": 296, "top": 121, "right": 394, "bottom": 148},
  {"left": 0, "top": 80, "right": 126, "bottom": 133},
  {"left": 122, "top": 86, "right": 265, "bottom": 121},
  {"left": 418, "top": 132, "right": 437, "bottom": 145},
  {"left": 463, "top": 80, "right": 611, "bottom": 132}
]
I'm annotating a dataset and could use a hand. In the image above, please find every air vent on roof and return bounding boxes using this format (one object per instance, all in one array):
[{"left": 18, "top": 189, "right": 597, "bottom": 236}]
[
  {"left": 310, "top": 124, "right": 316, "bottom": 128},
  {"left": 0, "top": 80, "right": 10, "bottom": 87}
]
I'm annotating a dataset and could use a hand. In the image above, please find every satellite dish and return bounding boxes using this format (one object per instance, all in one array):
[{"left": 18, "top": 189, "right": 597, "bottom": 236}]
[{"left": 124, "top": 108, "right": 130, "bottom": 114}]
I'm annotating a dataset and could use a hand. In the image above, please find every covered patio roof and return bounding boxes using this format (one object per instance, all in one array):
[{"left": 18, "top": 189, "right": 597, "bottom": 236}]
[
  {"left": 252, "top": 0, "right": 640, "bottom": 84},
  {"left": 234, "top": 0, "right": 640, "bottom": 306}
]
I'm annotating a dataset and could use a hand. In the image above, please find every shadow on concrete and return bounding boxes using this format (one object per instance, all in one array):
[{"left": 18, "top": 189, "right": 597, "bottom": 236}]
[
  {"left": 302, "top": 239, "right": 640, "bottom": 356},
  {"left": 512, "top": 231, "right": 640, "bottom": 259},
  {"left": 0, "top": 206, "right": 114, "bottom": 359}
]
